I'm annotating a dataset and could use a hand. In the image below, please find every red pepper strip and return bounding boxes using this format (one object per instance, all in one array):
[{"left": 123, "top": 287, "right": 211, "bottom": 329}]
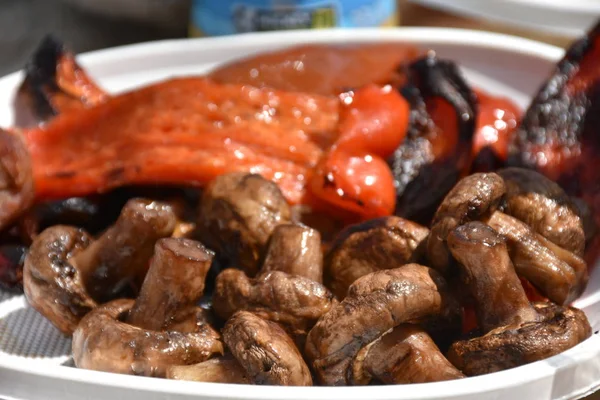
[
  {"left": 471, "top": 89, "right": 521, "bottom": 172},
  {"left": 15, "top": 36, "right": 108, "bottom": 127},
  {"left": 50, "top": 53, "right": 108, "bottom": 114},
  {"left": 309, "top": 85, "right": 409, "bottom": 219},
  {"left": 25, "top": 77, "right": 338, "bottom": 205}
]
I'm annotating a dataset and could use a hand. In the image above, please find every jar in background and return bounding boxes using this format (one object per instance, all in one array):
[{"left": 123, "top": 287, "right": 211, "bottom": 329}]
[{"left": 189, "top": 0, "right": 398, "bottom": 37}]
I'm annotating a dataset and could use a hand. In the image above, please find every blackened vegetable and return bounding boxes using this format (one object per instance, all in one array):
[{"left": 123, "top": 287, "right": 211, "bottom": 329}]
[{"left": 390, "top": 53, "right": 477, "bottom": 225}]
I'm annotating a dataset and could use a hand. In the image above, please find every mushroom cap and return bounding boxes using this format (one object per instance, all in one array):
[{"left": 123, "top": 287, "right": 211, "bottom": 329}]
[
  {"left": 305, "top": 264, "right": 461, "bottom": 386},
  {"left": 223, "top": 311, "right": 313, "bottom": 386},
  {"left": 325, "top": 216, "right": 429, "bottom": 299},
  {"left": 213, "top": 269, "right": 334, "bottom": 334},
  {"left": 72, "top": 299, "right": 223, "bottom": 377},
  {"left": 447, "top": 302, "right": 592, "bottom": 376},
  {"left": 198, "top": 173, "right": 292, "bottom": 276},
  {"left": 427, "top": 173, "right": 506, "bottom": 274},
  {"left": 0, "top": 130, "right": 34, "bottom": 231},
  {"left": 23, "top": 225, "right": 96, "bottom": 335},
  {"left": 498, "top": 168, "right": 585, "bottom": 256}
]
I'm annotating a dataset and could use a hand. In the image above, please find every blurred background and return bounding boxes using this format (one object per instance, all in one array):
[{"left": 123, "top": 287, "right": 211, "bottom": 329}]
[{"left": 1, "top": 0, "right": 597, "bottom": 76}]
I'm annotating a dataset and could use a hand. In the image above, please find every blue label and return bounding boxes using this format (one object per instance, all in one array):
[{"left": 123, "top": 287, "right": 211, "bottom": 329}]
[{"left": 190, "top": 0, "right": 397, "bottom": 36}]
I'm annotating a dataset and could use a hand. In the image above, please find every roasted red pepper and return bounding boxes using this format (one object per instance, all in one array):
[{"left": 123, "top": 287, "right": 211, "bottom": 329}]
[
  {"left": 508, "top": 21, "right": 600, "bottom": 266},
  {"left": 15, "top": 36, "right": 107, "bottom": 127},
  {"left": 471, "top": 89, "right": 521, "bottom": 172},
  {"left": 3, "top": 78, "right": 411, "bottom": 228},
  {"left": 389, "top": 53, "right": 477, "bottom": 225}
]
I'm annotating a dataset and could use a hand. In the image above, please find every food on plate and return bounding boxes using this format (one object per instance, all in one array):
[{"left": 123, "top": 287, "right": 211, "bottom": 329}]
[
  {"left": 447, "top": 223, "right": 591, "bottom": 375},
  {"left": 212, "top": 192, "right": 334, "bottom": 335},
  {"left": 15, "top": 36, "right": 107, "bottom": 127},
  {"left": 388, "top": 52, "right": 477, "bottom": 225},
  {"left": 23, "top": 198, "right": 176, "bottom": 334},
  {"left": 262, "top": 223, "right": 323, "bottom": 283},
  {"left": 352, "top": 324, "right": 466, "bottom": 384},
  {"left": 72, "top": 299, "right": 223, "bottom": 377},
  {"left": 507, "top": 21, "right": 600, "bottom": 264},
  {"left": 1, "top": 19, "right": 599, "bottom": 388},
  {"left": 72, "top": 237, "right": 223, "bottom": 377},
  {"left": 427, "top": 172, "right": 506, "bottom": 274},
  {"left": 198, "top": 173, "right": 292, "bottom": 276},
  {"left": 325, "top": 216, "right": 429, "bottom": 299},
  {"left": 305, "top": 264, "right": 461, "bottom": 385}
]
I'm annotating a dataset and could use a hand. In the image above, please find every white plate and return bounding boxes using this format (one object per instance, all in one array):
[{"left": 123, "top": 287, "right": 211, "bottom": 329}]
[
  {"left": 1, "top": 28, "right": 600, "bottom": 400},
  {"left": 411, "top": 0, "right": 600, "bottom": 38}
]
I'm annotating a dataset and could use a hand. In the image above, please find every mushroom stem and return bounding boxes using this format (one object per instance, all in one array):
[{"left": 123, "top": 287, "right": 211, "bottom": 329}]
[
  {"left": 72, "top": 299, "right": 224, "bottom": 377},
  {"left": 447, "top": 222, "right": 538, "bottom": 333},
  {"left": 486, "top": 211, "right": 586, "bottom": 304},
  {"left": 166, "top": 356, "right": 250, "bottom": 383},
  {"left": 72, "top": 198, "right": 176, "bottom": 302},
  {"left": 354, "top": 325, "right": 465, "bottom": 384},
  {"left": 262, "top": 223, "right": 323, "bottom": 283},
  {"left": 127, "top": 238, "right": 214, "bottom": 331}
]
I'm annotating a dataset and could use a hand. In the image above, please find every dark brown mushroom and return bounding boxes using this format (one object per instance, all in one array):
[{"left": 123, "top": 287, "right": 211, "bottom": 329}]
[
  {"left": 305, "top": 264, "right": 461, "bottom": 386},
  {"left": 72, "top": 198, "right": 177, "bottom": 302},
  {"left": 223, "top": 311, "right": 313, "bottom": 386},
  {"left": 23, "top": 198, "right": 176, "bottom": 335},
  {"left": 447, "top": 222, "right": 539, "bottom": 332},
  {"left": 498, "top": 168, "right": 585, "bottom": 256},
  {"left": 127, "top": 238, "right": 214, "bottom": 331},
  {"left": 23, "top": 225, "right": 95, "bottom": 335},
  {"left": 0, "top": 130, "right": 34, "bottom": 233},
  {"left": 213, "top": 269, "right": 334, "bottom": 334},
  {"left": 325, "top": 216, "right": 429, "bottom": 299},
  {"left": 198, "top": 173, "right": 292, "bottom": 276},
  {"left": 72, "top": 299, "right": 223, "bottom": 377},
  {"left": 262, "top": 223, "right": 323, "bottom": 283},
  {"left": 447, "top": 222, "right": 591, "bottom": 375},
  {"left": 167, "top": 355, "right": 250, "bottom": 384},
  {"left": 352, "top": 325, "right": 465, "bottom": 385},
  {"left": 427, "top": 173, "right": 506, "bottom": 274},
  {"left": 486, "top": 211, "right": 587, "bottom": 304}
]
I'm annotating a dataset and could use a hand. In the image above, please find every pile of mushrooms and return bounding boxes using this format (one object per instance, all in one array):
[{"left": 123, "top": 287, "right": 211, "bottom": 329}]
[{"left": 21, "top": 169, "right": 592, "bottom": 386}]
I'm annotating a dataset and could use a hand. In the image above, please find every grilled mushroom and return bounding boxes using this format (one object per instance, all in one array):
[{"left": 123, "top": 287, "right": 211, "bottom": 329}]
[
  {"left": 305, "top": 264, "right": 460, "bottom": 385},
  {"left": 446, "top": 222, "right": 591, "bottom": 375},
  {"left": 198, "top": 173, "right": 292, "bottom": 276},
  {"left": 498, "top": 168, "right": 585, "bottom": 256},
  {"left": 167, "top": 355, "right": 250, "bottom": 384},
  {"left": 23, "top": 198, "right": 176, "bottom": 334},
  {"left": 72, "top": 198, "right": 177, "bottom": 302},
  {"left": 213, "top": 269, "right": 333, "bottom": 334},
  {"left": 325, "top": 216, "right": 429, "bottom": 299},
  {"left": 73, "top": 237, "right": 223, "bottom": 376},
  {"left": 213, "top": 218, "right": 333, "bottom": 334},
  {"left": 223, "top": 311, "right": 312, "bottom": 386},
  {"left": 127, "top": 238, "right": 214, "bottom": 331},
  {"left": 72, "top": 299, "right": 223, "bottom": 377},
  {"left": 427, "top": 173, "right": 506, "bottom": 274},
  {"left": 486, "top": 211, "right": 587, "bottom": 305},
  {"left": 262, "top": 223, "right": 323, "bottom": 283},
  {"left": 352, "top": 325, "right": 465, "bottom": 385}
]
